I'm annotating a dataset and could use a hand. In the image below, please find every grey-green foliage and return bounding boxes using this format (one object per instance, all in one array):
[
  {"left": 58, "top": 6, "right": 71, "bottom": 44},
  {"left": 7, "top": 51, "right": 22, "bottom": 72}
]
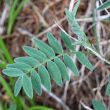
[
  {"left": 92, "top": 100, "right": 106, "bottom": 110},
  {"left": 97, "top": 1, "right": 110, "bottom": 10},
  {"left": 2, "top": 0, "right": 93, "bottom": 99}
]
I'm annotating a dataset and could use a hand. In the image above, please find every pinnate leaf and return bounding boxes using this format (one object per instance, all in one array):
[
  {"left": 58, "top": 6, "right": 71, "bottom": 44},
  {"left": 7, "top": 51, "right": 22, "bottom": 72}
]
[
  {"left": 34, "top": 39, "right": 55, "bottom": 57},
  {"left": 97, "top": 1, "right": 110, "bottom": 10},
  {"left": 31, "top": 70, "right": 42, "bottom": 96},
  {"left": 47, "top": 32, "right": 63, "bottom": 54},
  {"left": 23, "top": 74, "right": 33, "bottom": 99},
  {"left": 6, "top": 62, "right": 32, "bottom": 72},
  {"left": 92, "top": 100, "right": 106, "bottom": 110},
  {"left": 54, "top": 58, "right": 69, "bottom": 81},
  {"left": 14, "top": 57, "right": 39, "bottom": 67},
  {"left": 63, "top": 54, "right": 79, "bottom": 76},
  {"left": 106, "top": 83, "right": 110, "bottom": 95},
  {"left": 23, "top": 46, "right": 47, "bottom": 61},
  {"left": 38, "top": 65, "right": 51, "bottom": 91},
  {"left": 76, "top": 52, "right": 93, "bottom": 70},
  {"left": 60, "top": 31, "right": 75, "bottom": 51},
  {"left": 3, "top": 68, "right": 23, "bottom": 77},
  {"left": 47, "top": 61, "right": 63, "bottom": 86},
  {"left": 14, "top": 76, "right": 23, "bottom": 97}
]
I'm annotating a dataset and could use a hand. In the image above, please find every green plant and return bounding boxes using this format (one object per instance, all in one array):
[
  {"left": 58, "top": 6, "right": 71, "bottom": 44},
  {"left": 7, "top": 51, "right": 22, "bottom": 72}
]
[
  {"left": 7, "top": 0, "right": 28, "bottom": 34},
  {"left": 2, "top": 0, "right": 110, "bottom": 109}
]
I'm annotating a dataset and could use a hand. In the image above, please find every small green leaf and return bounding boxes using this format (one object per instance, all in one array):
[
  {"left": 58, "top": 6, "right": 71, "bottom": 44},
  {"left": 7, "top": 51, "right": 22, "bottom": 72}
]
[
  {"left": 47, "top": 61, "right": 63, "bottom": 86},
  {"left": 3, "top": 68, "right": 23, "bottom": 77},
  {"left": 63, "top": 54, "right": 79, "bottom": 76},
  {"left": 23, "top": 46, "right": 47, "bottom": 61},
  {"left": 65, "top": 8, "right": 73, "bottom": 19},
  {"left": 14, "top": 57, "right": 39, "bottom": 67},
  {"left": 65, "top": 8, "right": 73, "bottom": 23},
  {"left": 47, "top": 32, "right": 63, "bottom": 54},
  {"left": 38, "top": 65, "right": 51, "bottom": 91},
  {"left": 92, "top": 100, "right": 106, "bottom": 110},
  {"left": 106, "top": 83, "right": 110, "bottom": 95},
  {"left": 34, "top": 39, "right": 55, "bottom": 57},
  {"left": 72, "top": 41, "right": 84, "bottom": 46},
  {"left": 76, "top": 52, "right": 93, "bottom": 70},
  {"left": 72, "top": 0, "right": 80, "bottom": 18},
  {"left": 60, "top": 31, "right": 75, "bottom": 51},
  {"left": 31, "top": 70, "right": 42, "bottom": 96},
  {"left": 54, "top": 58, "right": 70, "bottom": 81},
  {"left": 6, "top": 62, "right": 32, "bottom": 72},
  {"left": 97, "top": 1, "right": 110, "bottom": 10},
  {"left": 9, "top": 104, "right": 17, "bottom": 110},
  {"left": 23, "top": 74, "right": 33, "bottom": 99},
  {"left": 14, "top": 76, "right": 23, "bottom": 97}
]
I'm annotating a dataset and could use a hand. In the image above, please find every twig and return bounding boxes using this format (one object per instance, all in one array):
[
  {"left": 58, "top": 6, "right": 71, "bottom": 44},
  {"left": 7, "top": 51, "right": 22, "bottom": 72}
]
[{"left": 42, "top": 85, "right": 71, "bottom": 110}]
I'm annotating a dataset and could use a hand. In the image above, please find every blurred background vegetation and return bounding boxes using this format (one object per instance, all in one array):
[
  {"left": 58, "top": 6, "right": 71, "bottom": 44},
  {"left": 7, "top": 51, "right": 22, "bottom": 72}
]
[{"left": 0, "top": 0, "right": 110, "bottom": 110}]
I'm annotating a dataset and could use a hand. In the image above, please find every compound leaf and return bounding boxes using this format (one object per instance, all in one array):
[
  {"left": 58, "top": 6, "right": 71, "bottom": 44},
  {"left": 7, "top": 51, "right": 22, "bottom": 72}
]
[
  {"left": 63, "top": 54, "right": 79, "bottom": 76},
  {"left": 47, "top": 32, "right": 63, "bottom": 54},
  {"left": 23, "top": 74, "right": 33, "bottom": 99},
  {"left": 106, "top": 83, "right": 110, "bottom": 95},
  {"left": 38, "top": 65, "right": 51, "bottom": 91},
  {"left": 14, "top": 57, "right": 39, "bottom": 67},
  {"left": 54, "top": 57, "right": 69, "bottom": 81},
  {"left": 76, "top": 52, "right": 93, "bottom": 70},
  {"left": 92, "top": 100, "right": 106, "bottom": 110},
  {"left": 34, "top": 39, "right": 55, "bottom": 57},
  {"left": 3, "top": 68, "right": 23, "bottom": 77},
  {"left": 47, "top": 61, "right": 63, "bottom": 86},
  {"left": 31, "top": 70, "right": 42, "bottom": 96},
  {"left": 60, "top": 31, "right": 75, "bottom": 51},
  {"left": 97, "top": 1, "right": 110, "bottom": 10},
  {"left": 14, "top": 76, "right": 23, "bottom": 97},
  {"left": 6, "top": 62, "right": 32, "bottom": 72},
  {"left": 23, "top": 46, "right": 47, "bottom": 61}
]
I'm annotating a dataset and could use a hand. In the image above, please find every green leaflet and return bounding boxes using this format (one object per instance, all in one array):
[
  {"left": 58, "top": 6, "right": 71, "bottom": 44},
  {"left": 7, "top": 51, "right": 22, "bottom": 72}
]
[
  {"left": 54, "top": 58, "right": 70, "bottom": 81},
  {"left": 106, "top": 83, "right": 110, "bottom": 95},
  {"left": 34, "top": 39, "right": 55, "bottom": 57},
  {"left": 76, "top": 52, "right": 93, "bottom": 70},
  {"left": 14, "top": 76, "right": 23, "bottom": 97},
  {"left": 60, "top": 31, "right": 76, "bottom": 51},
  {"left": 14, "top": 57, "right": 39, "bottom": 67},
  {"left": 31, "top": 70, "right": 42, "bottom": 96},
  {"left": 47, "top": 61, "right": 63, "bottom": 86},
  {"left": 23, "top": 74, "right": 33, "bottom": 99},
  {"left": 47, "top": 32, "right": 63, "bottom": 54},
  {"left": 92, "top": 100, "right": 106, "bottom": 110},
  {"left": 9, "top": 104, "right": 17, "bottom": 110},
  {"left": 2, "top": 68, "right": 23, "bottom": 77},
  {"left": 97, "top": 1, "right": 110, "bottom": 10},
  {"left": 72, "top": 41, "right": 84, "bottom": 46},
  {"left": 23, "top": 46, "right": 47, "bottom": 61},
  {"left": 63, "top": 54, "right": 79, "bottom": 76},
  {"left": 38, "top": 65, "right": 51, "bottom": 91},
  {"left": 65, "top": 8, "right": 73, "bottom": 23},
  {"left": 72, "top": 0, "right": 80, "bottom": 18},
  {"left": 6, "top": 62, "right": 32, "bottom": 72}
]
